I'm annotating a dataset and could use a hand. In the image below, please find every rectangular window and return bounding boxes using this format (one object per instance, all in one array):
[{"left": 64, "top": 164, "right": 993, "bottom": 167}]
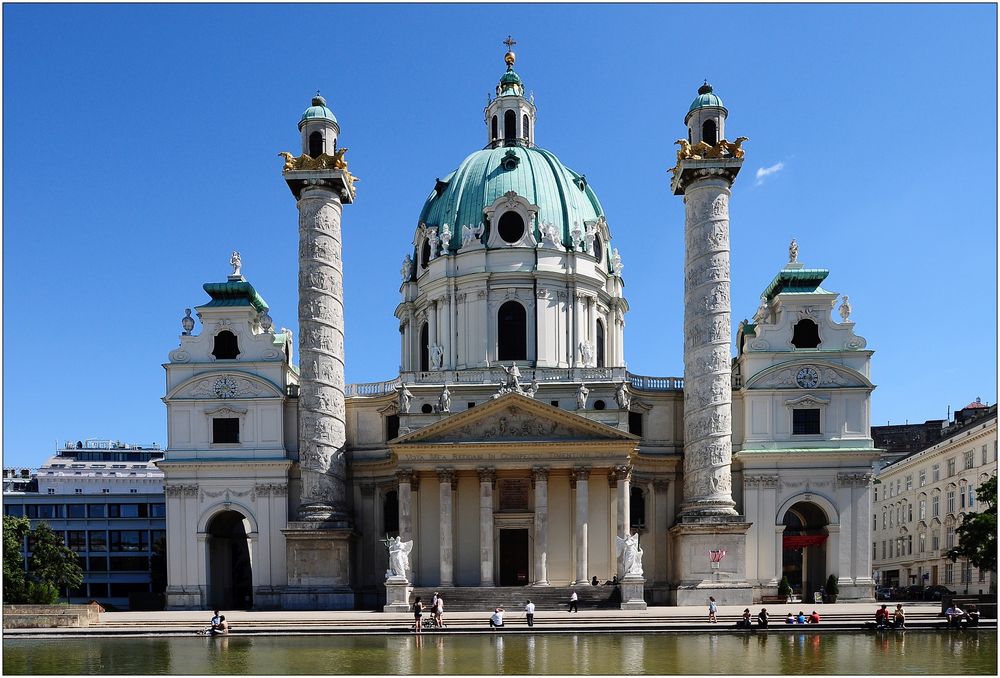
[
  {"left": 919, "top": 500, "right": 926, "bottom": 521},
  {"left": 932, "top": 532, "right": 940, "bottom": 551},
  {"left": 67, "top": 504, "right": 86, "bottom": 518},
  {"left": 947, "top": 458, "right": 956, "bottom": 477},
  {"left": 919, "top": 470, "right": 926, "bottom": 487},
  {"left": 961, "top": 489, "right": 966, "bottom": 509},
  {"left": 964, "top": 450, "right": 974, "bottom": 470},
  {"left": 108, "top": 504, "right": 145, "bottom": 519},
  {"left": 895, "top": 479, "right": 901, "bottom": 495},
  {"left": 628, "top": 411, "right": 644, "bottom": 437},
  {"left": 5, "top": 505, "right": 24, "bottom": 517},
  {"left": 919, "top": 533, "right": 926, "bottom": 553},
  {"left": 882, "top": 512, "right": 887, "bottom": 529},
  {"left": 109, "top": 556, "right": 149, "bottom": 572},
  {"left": 88, "top": 504, "right": 106, "bottom": 518},
  {"left": 932, "top": 465, "right": 940, "bottom": 482},
  {"left": 88, "top": 531, "right": 107, "bottom": 551},
  {"left": 969, "top": 486, "right": 975, "bottom": 508},
  {"left": 932, "top": 495, "right": 940, "bottom": 517},
  {"left": 88, "top": 556, "right": 108, "bottom": 572},
  {"left": 945, "top": 563, "right": 954, "bottom": 584},
  {"left": 881, "top": 541, "right": 886, "bottom": 559},
  {"left": 980, "top": 569, "right": 987, "bottom": 583},
  {"left": 212, "top": 417, "right": 240, "bottom": 444},
  {"left": 150, "top": 503, "right": 166, "bottom": 518},
  {"left": 35, "top": 504, "right": 62, "bottom": 519},
  {"left": 873, "top": 514, "right": 878, "bottom": 531},
  {"left": 150, "top": 529, "right": 166, "bottom": 546},
  {"left": 66, "top": 531, "right": 87, "bottom": 551},
  {"left": 982, "top": 445, "right": 988, "bottom": 465},
  {"left": 907, "top": 504, "right": 913, "bottom": 522},
  {"left": 907, "top": 535, "right": 913, "bottom": 555},
  {"left": 905, "top": 475, "right": 913, "bottom": 491},
  {"left": 109, "top": 530, "right": 148, "bottom": 552},
  {"left": 946, "top": 527, "right": 956, "bottom": 549},
  {"left": 792, "top": 409, "right": 821, "bottom": 435},
  {"left": 873, "top": 542, "right": 877, "bottom": 560},
  {"left": 947, "top": 490, "right": 955, "bottom": 513}
]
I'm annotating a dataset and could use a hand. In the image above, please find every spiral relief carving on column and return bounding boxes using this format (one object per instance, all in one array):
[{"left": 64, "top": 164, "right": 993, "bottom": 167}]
[
  {"left": 297, "top": 192, "right": 349, "bottom": 520},
  {"left": 682, "top": 181, "right": 737, "bottom": 516}
]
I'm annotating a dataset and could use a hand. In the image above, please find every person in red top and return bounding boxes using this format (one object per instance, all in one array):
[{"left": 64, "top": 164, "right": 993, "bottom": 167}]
[
  {"left": 874, "top": 604, "right": 890, "bottom": 628},
  {"left": 808, "top": 611, "right": 821, "bottom": 624}
]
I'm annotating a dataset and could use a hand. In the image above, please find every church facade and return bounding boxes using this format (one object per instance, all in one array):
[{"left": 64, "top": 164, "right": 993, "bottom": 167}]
[{"left": 158, "top": 47, "right": 878, "bottom": 610}]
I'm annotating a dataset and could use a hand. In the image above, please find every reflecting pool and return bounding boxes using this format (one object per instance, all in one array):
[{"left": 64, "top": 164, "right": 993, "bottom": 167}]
[{"left": 3, "top": 631, "right": 996, "bottom": 675}]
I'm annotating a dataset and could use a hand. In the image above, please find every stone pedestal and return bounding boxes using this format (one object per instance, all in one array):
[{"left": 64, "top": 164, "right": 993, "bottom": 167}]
[
  {"left": 384, "top": 577, "right": 412, "bottom": 612},
  {"left": 281, "top": 524, "right": 355, "bottom": 609},
  {"left": 669, "top": 519, "right": 753, "bottom": 606},
  {"left": 619, "top": 575, "right": 647, "bottom": 610}
]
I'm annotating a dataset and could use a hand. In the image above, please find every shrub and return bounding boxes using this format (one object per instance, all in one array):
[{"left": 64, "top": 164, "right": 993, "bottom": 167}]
[{"left": 778, "top": 576, "right": 792, "bottom": 598}]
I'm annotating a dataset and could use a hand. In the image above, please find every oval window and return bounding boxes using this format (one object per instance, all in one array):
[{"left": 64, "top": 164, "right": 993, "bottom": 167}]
[{"left": 498, "top": 212, "right": 525, "bottom": 244}]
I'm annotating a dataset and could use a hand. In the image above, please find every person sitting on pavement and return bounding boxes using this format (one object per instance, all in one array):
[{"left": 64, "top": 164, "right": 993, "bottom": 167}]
[
  {"left": 892, "top": 604, "right": 905, "bottom": 629},
  {"left": 785, "top": 613, "right": 795, "bottom": 624},
  {"left": 489, "top": 607, "right": 505, "bottom": 630},
  {"left": 757, "top": 608, "right": 769, "bottom": 628},
  {"left": 736, "top": 608, "right": 752, "bottom": 629},
  {"left": 207, "top": 610, "right": 222, "bottom": 635},
  {"left": 591, "top": 576, "right": 599, "bottom": 586},
  {"left": 963, "top": 604, "right": 980, "bottom": 628},
  {"left": 874, "top": 604, "right": 890, "bottom": 629},
  {"left": 215, "top": 615, "right": 229, "bottom": 635},
  {"left": 808, "top": 611, "right": 821, "bottom": 624},
  {"left": 796, "top": 611, "right": 806, "bottom": 624},
  {"left": 945, "top": 603, "right": 964, "bottom": 629}
]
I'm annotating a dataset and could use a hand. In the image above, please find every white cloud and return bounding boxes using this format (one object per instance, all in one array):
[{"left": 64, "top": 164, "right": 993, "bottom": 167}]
[{"left": 755, "top": 162, "right": 785, "bottom": 186}]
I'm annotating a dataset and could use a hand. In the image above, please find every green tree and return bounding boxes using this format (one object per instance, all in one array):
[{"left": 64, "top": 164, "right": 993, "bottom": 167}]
[
  {"left": 947, "top": 474, "right": 997, "bottom": 573},
  {"left": 2, "top": 516, "right": 83, "bottom": 604},
  {"left": 3, "top": 515, "right": 31, "bottom": 602}
]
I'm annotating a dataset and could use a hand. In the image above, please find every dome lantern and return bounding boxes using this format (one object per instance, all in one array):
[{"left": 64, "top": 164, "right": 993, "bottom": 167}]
[
  {"left": 298, "top": 90, "right": 341, "bottom": 158},
  {"left": 684, "top": 80, "right": 728, "bottom": 147},
  {"left": 485, "top": 36, "right": 536, "bottom": 149}
]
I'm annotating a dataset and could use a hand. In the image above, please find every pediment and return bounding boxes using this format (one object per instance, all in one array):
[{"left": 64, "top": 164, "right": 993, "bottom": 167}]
[
  {"left": 392, "top": 392, "right": 637, "bottom": 445},
  {"left": 746, "top": 361, "right": 871, "bottom": 390},
  {"left": 167, "top": 371, "right": 284, "bottom": 400}
]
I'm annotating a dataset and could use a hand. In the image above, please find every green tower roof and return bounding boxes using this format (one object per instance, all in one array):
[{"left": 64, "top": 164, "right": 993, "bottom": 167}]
[
  {"left": 761, "top": 268, "right": 831, "bottom": 301},
  {"left": 298, "top": 94, "right": 339, "bottom": 129},
  {"left": 200, "top": 280, "right": 269, "bottom": 314},
  {"left": 688, "top": 82, "right": 725, "bottom": 112}
]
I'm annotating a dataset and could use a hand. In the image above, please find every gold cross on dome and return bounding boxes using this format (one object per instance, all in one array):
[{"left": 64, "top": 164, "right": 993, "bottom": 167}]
[{"left": 503, "top": 35, "right": 517, "bottom": 51}]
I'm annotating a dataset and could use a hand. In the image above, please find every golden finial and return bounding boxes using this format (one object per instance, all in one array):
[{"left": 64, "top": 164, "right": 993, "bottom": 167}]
[{"left": 503, "top": 35, "right": 517, "bottom": 68}]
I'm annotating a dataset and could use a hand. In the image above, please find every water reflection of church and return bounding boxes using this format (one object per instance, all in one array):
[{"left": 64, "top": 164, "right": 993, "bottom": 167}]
[{"left": 158, "top": 45, "right": 878, "bottom": 610}]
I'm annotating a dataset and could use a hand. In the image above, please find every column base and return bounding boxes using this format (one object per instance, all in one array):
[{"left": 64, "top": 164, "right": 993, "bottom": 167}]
[
  {"left": 669, "top": 519, "right": 753, "bottom": 605},
  {"left": 384, "top": 578, "right": 412, "bottom": 612},
  {"left": 620, "top": 575, "right": 647, "bottom": 610},
  {"left": 282, "top": 523, "right": 355, "bottom": 610}
]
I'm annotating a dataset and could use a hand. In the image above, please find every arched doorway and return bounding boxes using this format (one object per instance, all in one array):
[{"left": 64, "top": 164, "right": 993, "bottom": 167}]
[
  {"left": 207, "top": 510, "right": 253, "bottom": 610},
  {"left": 781, "top": 501, "right": 829, "bottom": 602}
]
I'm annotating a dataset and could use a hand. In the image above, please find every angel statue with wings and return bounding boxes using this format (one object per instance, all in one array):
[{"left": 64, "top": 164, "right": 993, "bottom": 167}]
[
  {"left": 615, "top": 532, "right": 644, "bottom": 577},
  {"left": 383, "top": 536, "right": 413, "bottom": 580}
]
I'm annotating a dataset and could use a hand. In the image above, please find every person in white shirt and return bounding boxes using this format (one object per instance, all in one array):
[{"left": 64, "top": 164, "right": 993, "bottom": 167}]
[
  {"left": 524, "top": 600, "right": 535, "bottom": 627},
  {"left": 489, "top": 607, "right": 505, "bottom": 630},
  {"left": 569, "top": 590, "right": 578, "bottom": 613}
]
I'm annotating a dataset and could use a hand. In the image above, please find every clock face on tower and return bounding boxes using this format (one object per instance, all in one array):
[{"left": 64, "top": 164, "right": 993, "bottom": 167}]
[
  {"left": 213, "top": 376, "right": 239, "bottom": 399},
  {"left": 795, "top": 367, "right": 819, "bottom": 389}
]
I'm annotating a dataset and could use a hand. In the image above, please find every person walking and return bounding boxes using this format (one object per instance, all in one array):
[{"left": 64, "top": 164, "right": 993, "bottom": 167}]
[
  {"left": 707, "top": 596, "right": 718, "bottom": 623},
  {"left": 434, "top": 593, "right": 445, "bottom": 628},
  {"left": 412, "top": 597, "right": 424, "bottom": 633},
  {"left": 568, "top": 590, "right": 578, "bottom": 613},
  {"left": 524, "top": 599, "right": 535, "bottom": 627}
]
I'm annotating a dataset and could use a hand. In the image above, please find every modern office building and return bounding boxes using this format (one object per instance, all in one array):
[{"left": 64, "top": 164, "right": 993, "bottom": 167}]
[
  {"left": 871, "top": 401, "right": 997, "bottom": 592},
  {"left": 3, "top": 439, "right": 166, "bottom": 609}
]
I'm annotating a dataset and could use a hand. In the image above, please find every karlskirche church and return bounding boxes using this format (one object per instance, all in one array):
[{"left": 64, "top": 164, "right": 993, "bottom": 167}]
[{"left": 159, "top": 45, "right": 878, "bottom": 610}]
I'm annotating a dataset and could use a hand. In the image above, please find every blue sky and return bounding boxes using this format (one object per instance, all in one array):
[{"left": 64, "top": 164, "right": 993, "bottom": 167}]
[{"left": 3, "top": 4, "right": 996, "bottom": 468}]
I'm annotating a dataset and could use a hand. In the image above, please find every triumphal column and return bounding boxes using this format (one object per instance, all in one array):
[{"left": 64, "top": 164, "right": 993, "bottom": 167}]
[
  {"left": 280, "top": 93, "right": 359, "bottom": 608},
  {"left": 668, "top": 82, "right": 752, "bottom": 605}
]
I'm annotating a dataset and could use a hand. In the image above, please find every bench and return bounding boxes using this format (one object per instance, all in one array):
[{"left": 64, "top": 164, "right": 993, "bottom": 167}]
[{"left": 760, "top": 596, "right": 789, "bottom": 605}]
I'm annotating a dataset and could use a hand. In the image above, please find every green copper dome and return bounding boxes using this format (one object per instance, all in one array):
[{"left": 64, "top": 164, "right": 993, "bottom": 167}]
[
  {"left": 688, "top": 82, "right": 725, "bottom": 112},
  {"left": 298, "top": 94, "right": 339, "bottom": 130},
  {"left": 418, "top": 145, "right": 605, "bottom": 251}
]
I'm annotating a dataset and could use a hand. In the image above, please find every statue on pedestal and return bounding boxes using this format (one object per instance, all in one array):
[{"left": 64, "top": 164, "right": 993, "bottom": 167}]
[
  {"left": 384, "top": 536, "right": 413, "bottom": 580},
  {"left": 616, "top": 532, "right": 644, "bottom": 577}
]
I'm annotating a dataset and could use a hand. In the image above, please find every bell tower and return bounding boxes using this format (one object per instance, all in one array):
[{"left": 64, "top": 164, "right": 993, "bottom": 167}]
[
  {"left": 668, "top": 81, "right": 753, "bottom": 606},
  {"left": 484, "top": 36, "right": 536, "bottom": 148}
]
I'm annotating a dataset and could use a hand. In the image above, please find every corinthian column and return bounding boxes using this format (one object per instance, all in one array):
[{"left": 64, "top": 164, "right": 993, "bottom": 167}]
[
  {"left": 532, "top": 467, "right": 549, "bottom": 586},
  {"left": 479, "top": 467, "right": 496, "bottom": 586},
  {"left": 572, "top": 467, "right": 590, "bottom": 584},
  {"left": 680, "top": 175, "right": 737, "bottom": 517},
  {"left": 296, "top": 183, "right": 350, "bottom": 523}
]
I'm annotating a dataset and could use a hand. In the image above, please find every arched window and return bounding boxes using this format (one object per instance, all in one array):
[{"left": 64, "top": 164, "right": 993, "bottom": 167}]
[
  {"left": 497, "top": 301, "right": 527, "bottom": 361},
  {"left": 419, "top": 322, "right": 429, "bottom": 372},
  {"left": 791, "top": 319, "right": 821, "bottom": 348},
  {"left": 702, "top": 119, "right": 718, "bottom": 146},
  {"left": 491, "top": 115, "right": 498, "bottom": 141},
  {"left": 504, "top": 110, "right": 516, "bottom": 144},
  {"left": 630, "top": 487, "right": 646, "bottom": 528},
  {"left": 523, "top": 114, "right": 530, "bottom": 143},
  {"left": 596, "top": 319, "right": 606, "bottom": 368},
  {"left": 308, "top": 131, "right": 324, "bottom": 158},
  {"left": 421, "top": 238, "right": 431, "bottom": 270},
  {"left": 593, "top": 234, "right": 603, "bottom": 264},
  {"left": 212, "top": 330, "right": 240, "bottom": 359},
  {"left": 383, "top": 491, "right": 399, "bottom": 535},
  {"left": 497, "top": 211, "right": 525, "bottom": 243}
]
